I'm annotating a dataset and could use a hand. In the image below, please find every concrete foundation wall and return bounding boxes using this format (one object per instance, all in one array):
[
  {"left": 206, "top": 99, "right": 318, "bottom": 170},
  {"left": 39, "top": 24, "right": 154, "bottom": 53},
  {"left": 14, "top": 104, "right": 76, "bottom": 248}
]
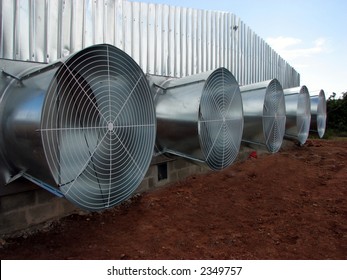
[
  {"left": 0, "top": 140, "right": 286, "bottom": 237},
  {"left": 0, "top": 157, "right": 211, "bottom": 237}
]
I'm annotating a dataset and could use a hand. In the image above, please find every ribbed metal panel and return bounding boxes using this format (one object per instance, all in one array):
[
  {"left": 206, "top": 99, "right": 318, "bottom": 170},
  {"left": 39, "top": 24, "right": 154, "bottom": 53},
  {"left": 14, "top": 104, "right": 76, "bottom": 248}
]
[{"left": 0, "top": 0, "right": 300, "bottom": 88}]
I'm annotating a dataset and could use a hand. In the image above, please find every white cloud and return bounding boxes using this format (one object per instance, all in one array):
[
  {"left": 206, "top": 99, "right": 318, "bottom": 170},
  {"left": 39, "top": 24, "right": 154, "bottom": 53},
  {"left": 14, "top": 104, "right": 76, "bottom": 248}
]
[
  {"left": 266, "top": 36, "right": 302, "bottom": 50},
  {"left": 265, "top": 36, "right": 346, "bottom": 96},
  {"left": 265, "top": 36, "right": 329, "bottom": 61}
]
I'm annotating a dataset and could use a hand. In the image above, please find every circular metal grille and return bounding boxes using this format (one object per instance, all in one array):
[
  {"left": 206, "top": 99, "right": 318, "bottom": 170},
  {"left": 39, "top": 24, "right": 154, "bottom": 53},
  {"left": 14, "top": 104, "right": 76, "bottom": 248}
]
[
  {"left": 317, "top": 90, "right": 327, "bottom": 138},
  {"left": 40, "top": 44, "right": 156, "bottom": 211},
  {"left": 296, "top": 86, "right": 311, "bottom": 144},
  {"left": 199, "top": 68, "right": 243, "bottom": 170},
  {"left": 262, "top": 79, "right": 286, "bottom": 153}
]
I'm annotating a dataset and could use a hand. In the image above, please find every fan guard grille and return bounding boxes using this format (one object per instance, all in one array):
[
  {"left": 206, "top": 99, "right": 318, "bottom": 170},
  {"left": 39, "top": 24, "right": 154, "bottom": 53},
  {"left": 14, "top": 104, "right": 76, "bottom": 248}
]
[
  {"left": 40, "top": 44, "right": 156, "bottom": 211},
  {"left": 199, "top": 68, "right": 243, "bottom": 170},
  {"left": 262, "top": 79, "right": 286, "bottom": 153},
  {"left": 317, "top": 91, "right": 327, "bottom": 138},
  {"left": 296, "top": 86, "right": 311, "bottom": 144}
]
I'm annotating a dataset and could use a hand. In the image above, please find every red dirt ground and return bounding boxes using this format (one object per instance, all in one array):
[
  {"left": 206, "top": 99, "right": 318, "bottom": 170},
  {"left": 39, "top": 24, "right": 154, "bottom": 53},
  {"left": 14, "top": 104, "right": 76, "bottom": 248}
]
[{"left": 0, "top": 139, "right": 346, "bottom": 260}]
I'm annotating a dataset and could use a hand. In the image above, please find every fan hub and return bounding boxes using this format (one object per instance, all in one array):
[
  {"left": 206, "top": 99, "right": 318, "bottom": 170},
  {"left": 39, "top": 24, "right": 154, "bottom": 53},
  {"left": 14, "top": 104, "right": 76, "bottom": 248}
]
[{"left": 108, "top": 122, "right": 114, "bottom": 132}]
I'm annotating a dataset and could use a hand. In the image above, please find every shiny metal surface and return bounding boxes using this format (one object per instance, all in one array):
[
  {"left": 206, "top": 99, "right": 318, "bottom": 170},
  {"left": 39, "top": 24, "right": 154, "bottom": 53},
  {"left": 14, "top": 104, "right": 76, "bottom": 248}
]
[
  {"left": 0, "top": 0, "right": 300, "bottom": 88},
  {"left": 153, "top": 68, "right": 243, "bottom": 170},
  {"left": 0, "top": 44, "right": 156, "bottom": 211},
  {"left": 310, "top": 90, "right": 327, "bottom": 138},
  {"left": 283, "top": 86, "right": 311, "bottom": 144},
  {"left": 240, "top": 79, "right": 286, "bottom": 153}
]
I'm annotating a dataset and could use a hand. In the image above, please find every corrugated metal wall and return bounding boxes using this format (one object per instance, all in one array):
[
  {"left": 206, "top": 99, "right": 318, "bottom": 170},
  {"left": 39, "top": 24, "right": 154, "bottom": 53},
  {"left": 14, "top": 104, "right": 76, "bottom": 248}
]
[{"left": 0, "top": 0, "right": 300, "bottom": 88}]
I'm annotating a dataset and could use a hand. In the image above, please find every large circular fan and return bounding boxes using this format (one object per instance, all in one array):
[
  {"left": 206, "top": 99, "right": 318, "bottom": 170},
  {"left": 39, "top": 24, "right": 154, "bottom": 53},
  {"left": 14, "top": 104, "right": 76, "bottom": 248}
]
[
  {"left": 199, "top": 68, "right": 244, "bottom": 170},
  {"left": 40, "top": 44, "right": 156, "bottom": 211},
  {"left": 262, "top": 79, "right": 286, "bottom": 153}
]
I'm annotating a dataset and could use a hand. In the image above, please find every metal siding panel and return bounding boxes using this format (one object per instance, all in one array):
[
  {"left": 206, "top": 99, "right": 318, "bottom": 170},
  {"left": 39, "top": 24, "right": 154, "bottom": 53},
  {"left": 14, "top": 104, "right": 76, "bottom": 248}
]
[
  {"left": 222, "top": 13, "right": 227, "bottom": 68},
  {"left": 216, "top": 12, "right": 221, "bottom": 68},
  {"left": 246, "top": 26, "right": 250, "bottom": 84},
  {"left": 16, "top": 0, "right": 30, "bottom": 60},
  {"left": 192, "top": 9, "right": 197, "bottom": 75},
  {"left": 186, "top": 8, "right": 192, "bottom": 76},
  {"left": 61, "top": 0, "right": 72, "bottom": 57},
  {"left": 0, "top": 0, "right": 300, "bottom": 87},
  {"left": 235, "top": 17, "right": 241, "bottom": 83},
  {"left": 114, "top": 0, "right": 123, "bottom": 50},
  {"left": 94, "top": 0, "right": 105, "bottom": 44},
  {"left": 180, "top": 7, "right": 186, "bottom": 77},
  {"left": 241, "top": 21, "right": 246, "bottom": 85},
  {"left": 161, "top": 4, "right": 169, "bottom": 76},
  {"left": 206, "top": 10, "right": 211, "bottom": 72},
  {"left": 212, "top": 12, "right": 217, "bottom": 70},
  {"left": 196, "top": 9, "right": 202, "bottom": 74},
  {"left": 105, "top": 0, "right": 116, "bottom": 45},
  {"left": 131, "top": 1, "right": 141, "bottom": 66},
  {"left": 167, "top": 5, "right": 174, "bottom": 76},
  {"left": 123, "top": 0, "right": 132, "bottom": 57},
  {"left": 147, "top": 3, "right": 155, "bottom": 74},
  {"left": 83, "top": 0, "right": 94, "bottom": 48},
  {"left": 139, "top": 2, "right": 148, "bottom": 72},
  {"left": 226, "top": 13, "right": 231, "bottom": 71},
  {"left": 173, "top": 6, "right": 181, "bottom": 77},
  {"left": 70, "top": 0, "right": 84, "bottom": 53},
  {"left": 231, "top": 14, "right": 236, "bottom": 79},
  {"left": 46, "top": 0, "right": 60, "bottom": 62},
  {"left": 155, "top": 4, "right": 162, "bottom": 75},
  {"left": 201, "top": 10, "right": 207, "bottom": 72}
]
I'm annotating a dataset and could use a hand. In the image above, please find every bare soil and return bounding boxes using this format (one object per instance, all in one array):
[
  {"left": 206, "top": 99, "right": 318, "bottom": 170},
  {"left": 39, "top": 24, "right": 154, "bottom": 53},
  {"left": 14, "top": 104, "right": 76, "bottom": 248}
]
[{"left": 0, "top": 139, "right": 346, "bottom": 260}]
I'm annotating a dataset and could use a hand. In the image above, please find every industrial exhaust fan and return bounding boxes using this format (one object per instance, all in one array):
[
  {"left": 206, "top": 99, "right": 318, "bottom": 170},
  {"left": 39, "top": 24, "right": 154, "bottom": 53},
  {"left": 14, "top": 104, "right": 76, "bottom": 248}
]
[{"left": 0, "top": 44, "right": 156, "bottom": 211}]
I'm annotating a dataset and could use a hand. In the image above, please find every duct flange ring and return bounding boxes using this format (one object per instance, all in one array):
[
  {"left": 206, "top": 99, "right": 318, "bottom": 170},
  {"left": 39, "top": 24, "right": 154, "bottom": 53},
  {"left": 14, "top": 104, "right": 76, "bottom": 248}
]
[
  {"left": 310, "top": 90, "right": 326, "bottom": 138},
  {"left": 241, "top": 79, "right": 286, "bottom": 153},
  {"left": 40, "top": 44, "right": 156, "bottom": 210}
]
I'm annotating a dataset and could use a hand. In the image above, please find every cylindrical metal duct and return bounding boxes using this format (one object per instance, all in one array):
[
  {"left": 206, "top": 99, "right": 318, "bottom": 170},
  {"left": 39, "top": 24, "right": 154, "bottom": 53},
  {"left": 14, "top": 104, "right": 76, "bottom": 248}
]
[
  {"left": 240, "top": 79, "right": 286, "bottom": 153},
  {"left": 310, "top": 90, "right": 327, "bottom": 138},
  {"left": 0, "top": 44, "right": 156, "bottom": 211},
  {"left": 153, "top": 68, "right": 244, "bottom": 170},
  {"left": 283, "top": 86, "right": 311, "bottom": 145}
]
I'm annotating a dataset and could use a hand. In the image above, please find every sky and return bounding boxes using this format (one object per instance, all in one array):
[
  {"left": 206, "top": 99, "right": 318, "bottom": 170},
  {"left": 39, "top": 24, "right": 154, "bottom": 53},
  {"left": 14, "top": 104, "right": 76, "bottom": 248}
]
[{"left": 133, "top": 0, "right": 347, "bottom": 98}]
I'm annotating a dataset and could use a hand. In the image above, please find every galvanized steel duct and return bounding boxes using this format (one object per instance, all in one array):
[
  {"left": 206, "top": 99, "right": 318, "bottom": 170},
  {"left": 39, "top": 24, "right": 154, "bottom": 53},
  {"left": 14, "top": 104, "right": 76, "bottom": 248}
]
[
  {"left": 0, "top": 44, "right": 156, "bottom": 211},
  {"left": 240, "top": 79, "right": 286, "bottom": 153},
  {"left": 283, "top": 86, "right": 311, "bottom": 145},
  {"left": 153, "top": 68, "right": 244, "bottom": 170},
  {"left": 310, "top": 90, "right": 327, "bottom": 138}
]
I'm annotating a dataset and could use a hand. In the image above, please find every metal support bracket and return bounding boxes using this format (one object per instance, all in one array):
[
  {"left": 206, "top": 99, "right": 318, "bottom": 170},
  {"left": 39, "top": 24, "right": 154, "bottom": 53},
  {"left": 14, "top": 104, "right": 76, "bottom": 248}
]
[{"left": 23, "top": 173, "right": 64, "bottom": 197}]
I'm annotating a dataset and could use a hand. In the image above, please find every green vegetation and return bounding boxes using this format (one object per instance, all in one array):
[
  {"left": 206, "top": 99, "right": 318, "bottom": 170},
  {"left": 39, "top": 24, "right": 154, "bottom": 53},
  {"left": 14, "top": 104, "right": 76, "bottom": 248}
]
[{"left": 325, "top": 92, "right": 347, "bottom": 138}]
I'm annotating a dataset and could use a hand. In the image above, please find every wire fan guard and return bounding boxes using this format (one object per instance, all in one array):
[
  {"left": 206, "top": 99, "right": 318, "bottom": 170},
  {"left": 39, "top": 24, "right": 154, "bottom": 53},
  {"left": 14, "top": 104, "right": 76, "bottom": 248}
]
[
  {"left": 40, "top": 44, "right": 156, "bottom": 210},
  {"left": 283, "top": 86, "right": 311, "bottom": 144},
  {"left": 310, "top": 90, "right": 326, "bottom": 138},
  {"left": 240, "top": 79, "right": 286, "bottom": 153},
  {"left": 317, "top": 90, "right": 327, "bottom": 138},
  {"left": 296, "top": 87, "right": 311, "bottom": 144},
  {"left": 199, "top": 68, "right": 243, "bottom": 170},
  {"left": 316, "top": 91, "right": 327, "bottom": 138},
  {"left": 263, "top": 79, "right": 286, "bottom": 152},
  {"left": 154, "top": 67, "right": 243, "bottom": 171}
]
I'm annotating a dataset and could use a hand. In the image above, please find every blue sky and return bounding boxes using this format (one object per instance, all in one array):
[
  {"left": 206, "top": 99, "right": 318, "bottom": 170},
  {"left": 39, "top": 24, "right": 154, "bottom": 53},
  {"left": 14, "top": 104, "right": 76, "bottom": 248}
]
[{"left": 134, "top": 0, "right": 347, "bottom": 98}]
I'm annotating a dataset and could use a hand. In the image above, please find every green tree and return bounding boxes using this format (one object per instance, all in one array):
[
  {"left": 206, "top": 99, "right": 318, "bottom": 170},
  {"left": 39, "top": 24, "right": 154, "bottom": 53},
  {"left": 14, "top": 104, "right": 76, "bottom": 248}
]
[{"left": 326, "top": 92, "right": 347, "bottom": 136}]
